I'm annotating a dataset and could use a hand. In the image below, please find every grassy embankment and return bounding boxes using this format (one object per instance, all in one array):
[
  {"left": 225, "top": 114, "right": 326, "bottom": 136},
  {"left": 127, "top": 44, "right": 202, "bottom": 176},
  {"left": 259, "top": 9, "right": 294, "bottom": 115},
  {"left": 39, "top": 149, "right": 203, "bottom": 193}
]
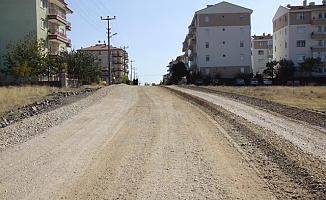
[
  {"left": 0, "top": 85, "right": 103, "bottom": 116},
  {"left": 206, "top": 85, "right": 326, "bottom": 112}
]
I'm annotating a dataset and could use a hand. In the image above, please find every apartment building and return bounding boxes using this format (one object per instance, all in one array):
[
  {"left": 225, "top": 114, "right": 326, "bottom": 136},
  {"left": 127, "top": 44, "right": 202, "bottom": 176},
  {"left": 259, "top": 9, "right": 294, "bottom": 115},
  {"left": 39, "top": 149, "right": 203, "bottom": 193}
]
[
  {"left": 251, "top": 34, "right": 273, "bottom": 75},
  {"left": 273, "top": 0, "right": 326, "bottom": 76},
  {"left": 78, "top": 44, "right": 129, "bottom": 83},
  {"left": 0, "top": 0, "right": 73, "bottom": 84},
  {"left": 182, "top": 2, "right": 253, "bottom": 78}
]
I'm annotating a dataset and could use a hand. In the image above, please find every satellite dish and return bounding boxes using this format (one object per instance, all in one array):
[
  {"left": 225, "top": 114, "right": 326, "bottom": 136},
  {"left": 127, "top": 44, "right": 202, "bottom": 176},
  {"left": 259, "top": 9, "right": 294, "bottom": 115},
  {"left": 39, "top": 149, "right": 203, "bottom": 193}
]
[{"left": 98, "top": 40, "right": 101, "bottom": 43}]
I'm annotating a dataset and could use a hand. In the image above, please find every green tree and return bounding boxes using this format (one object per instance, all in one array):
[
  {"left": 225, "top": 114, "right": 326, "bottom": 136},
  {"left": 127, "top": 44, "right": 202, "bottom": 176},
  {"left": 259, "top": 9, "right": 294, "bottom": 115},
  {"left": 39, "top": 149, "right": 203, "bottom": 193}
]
[
  {"left": 56, "top": 50, "right": 102, "bottom": 83},
  {"left": 264, "top": 60, "right": 278, "bottom": 78},
  {"left": 299, "top": 57, "right": 322, "bottom": 73},
  {"left": 169, "top": 62, "right": 187, "bottom": 84},
  {"left": 275, "top": 58, "right": 296, "bottom": 84},
  {"left": 1, "top": 31, "right": 48, "bottom": 83}
]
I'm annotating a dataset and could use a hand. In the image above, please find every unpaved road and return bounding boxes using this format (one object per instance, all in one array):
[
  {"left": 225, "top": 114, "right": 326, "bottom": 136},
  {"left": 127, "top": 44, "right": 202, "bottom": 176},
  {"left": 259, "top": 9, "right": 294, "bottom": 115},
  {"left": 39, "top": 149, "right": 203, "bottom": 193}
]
[{"left": 0, "top": 85, "right": 325, "bottom": 199}]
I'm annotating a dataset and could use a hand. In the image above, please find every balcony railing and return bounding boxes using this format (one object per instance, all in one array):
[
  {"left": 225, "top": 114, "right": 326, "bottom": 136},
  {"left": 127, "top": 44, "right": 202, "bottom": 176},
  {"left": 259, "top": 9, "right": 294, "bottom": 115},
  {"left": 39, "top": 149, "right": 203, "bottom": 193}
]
[
  {"left": 48, "top": 9, "right": 67, "bottom": 26},
  {"left": 311, "top": 31, "right": 326, "bottom": 39},
  {"left": 311, "top": 18, "right": 326, "bottom": 25},
  {"left": 66, "top": 38, "right": 72, "bottom": 47},
  {"left": 49, "top": 29, "right": 66, "bottom": 38},
  {"left": 66, "top": 21, "right": 71, "bottom": 31},
  {"left": 311, "top": 45, "right": 326, "bottom": 51}
]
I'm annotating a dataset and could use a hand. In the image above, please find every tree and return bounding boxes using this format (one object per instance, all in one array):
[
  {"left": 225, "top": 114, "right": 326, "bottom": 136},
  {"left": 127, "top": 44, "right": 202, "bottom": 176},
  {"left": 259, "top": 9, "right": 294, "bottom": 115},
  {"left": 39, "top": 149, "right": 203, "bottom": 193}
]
[
  {"left": 264, "top": 60, "right": 278, "bottom": 78},
  {"left": 1, "top": 31, "right": 48, "bottom": 83},
  {"left": 275, "top": 58, "right": 296, "bottom": 84},
  {"left": 57, "top": 50, "right": 102, "bottom": 83},
  {"left": 169, "top": 62, "right": 187, "bottom": 84},
  {"left": 299, "top": 57, "right": 322, "bottom": 73}
]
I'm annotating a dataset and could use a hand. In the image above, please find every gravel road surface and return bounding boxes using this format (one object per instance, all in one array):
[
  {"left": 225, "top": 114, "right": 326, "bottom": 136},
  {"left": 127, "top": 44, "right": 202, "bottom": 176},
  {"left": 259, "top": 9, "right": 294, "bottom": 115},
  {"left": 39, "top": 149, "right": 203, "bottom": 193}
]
[{"left": 1, "top": 85, "right": 325, "bottom": 199}]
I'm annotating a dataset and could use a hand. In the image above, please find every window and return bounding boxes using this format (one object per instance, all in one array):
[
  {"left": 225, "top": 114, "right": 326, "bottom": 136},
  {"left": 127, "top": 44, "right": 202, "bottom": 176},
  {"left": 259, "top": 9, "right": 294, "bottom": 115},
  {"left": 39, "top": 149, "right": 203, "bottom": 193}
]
[
  {"left": 318, "top": 26, "right": 322, "bottom": 32},
  {"left": 258, "top": 42, "right": 264, "bottom": 46},
  {"left": 40, "top": 0, "right": 45, "bottom": 8},
  {"left": 240, "top": 41, "right": 244, "bottom": 47},
  {"left": 319, "top": 13, "right": 323, "bottom": 19},
  {"left": 268, "top": 40, "right": 273, "bottom": 47},
  {"left": 297, "top": 54, "right": 306, "bottom": 61},
  {"left": 297, "top": 27, "right": 305, "bottom": 34},
  {"left": 205, "top": 29, "right": 209, "bottom": 35},
  {"left": 206, "top": 69, "right": 210, "bottom": 75},
  {"left": 98, "top": 51, "right": 102, "bottom": 55},
  {"left": 205, "top": 16, "right": 209, "bottom": 22},
  {"left": 258, "top": 50, "right": 264, "bottom": 55},
  {"left": 296, "top": 13, "right": 305, "bottom": 20},
  {"left": 240, "top": 15, "right": 243, "bottom": 21},
  {"left": 285, "top": 42, "right": 287, "bottom": 48},
  {"left": 240, "top": 54, "right": 244, "bottom": 61},
  {"left": 241, "top": 67, "right": 245, "bottom": 73},
  {"left": 41, "top": 18, "right": 45, "bottom": 29},
  {"left": 206, "top": 55, "right": 209, "bottom": 61},
  {"left": 285, "top": 28, "right": 287, "bottom": 35},
  {"left": 240, "top": 28, "right": 244, "bottom": 35},
  {"left": 318, "top": 40, "right": 323, "bottom": 46},
  {"left": 206, "top": 42, "right": 209, "bottom": 48},
  {"left": 297, "top": 40, "right": 305, "bottom": 47}
]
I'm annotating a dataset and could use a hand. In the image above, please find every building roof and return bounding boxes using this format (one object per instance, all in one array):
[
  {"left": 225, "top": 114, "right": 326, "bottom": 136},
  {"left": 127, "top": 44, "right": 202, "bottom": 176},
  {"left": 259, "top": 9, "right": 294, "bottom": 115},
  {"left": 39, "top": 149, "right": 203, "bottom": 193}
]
[
  {"left": 78, "top": 44, "right": 123, "bottom": 51},
  {"left": 272, "top": 6, "right": 289, "bottom": 21},
  {"left": 252, "top": 34, "right": 273, "bottom": 40},
  {"left": 196, "top": 1, "right": 253, "bottom": 14}
]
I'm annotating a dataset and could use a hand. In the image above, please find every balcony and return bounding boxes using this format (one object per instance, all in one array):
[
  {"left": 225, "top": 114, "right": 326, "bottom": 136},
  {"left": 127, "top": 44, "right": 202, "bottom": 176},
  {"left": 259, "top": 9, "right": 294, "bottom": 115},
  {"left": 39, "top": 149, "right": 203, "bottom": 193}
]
[
  {"left": 311, "top": 45, "right": 326, "bottom": 51},
  {"left": 188, "top": 25, "right": 196, "bottom": 34},
  {"left": 111, "top": 53, "right": 122, "bottom": 57},
  {"left": 48, "top": 29, "right": 67, "bottom": 44},
  {"left": 182, "top": 42, "right": 188, "bottom": 52},
  {"left": 111, "top": 60, "right": 123, "bottom": 64},
  {"left": 66, "top": 38, "right": 72, "bottom": 48},
  {"left": 188, "top": 52, "right": 197, "bottom": 61},
  {"left": 48, "top": 9, "right": 67, "bottom": 26},
  {"left": 311, "top": 18, "right": 326, "bottom": 25},
  {"left": 66, "top": 21, "right": 71, "bottom": 31},
  {"left": 311, "top": 31, "right": 326, "bottom": 39}
]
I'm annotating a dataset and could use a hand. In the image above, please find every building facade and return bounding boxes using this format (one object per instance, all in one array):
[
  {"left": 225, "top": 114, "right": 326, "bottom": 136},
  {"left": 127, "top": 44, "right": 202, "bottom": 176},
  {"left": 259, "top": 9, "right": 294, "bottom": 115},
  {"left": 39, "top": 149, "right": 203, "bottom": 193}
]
[
  {"left": 251, "top": 34, "right": 273, "bottom": 75},
  {"left": 182, "top": 2, "right": 253, "bottom": 78},
  {"left": 0, "top": 0, "right": 73, "bottom": 84},
  {"left": 273, "top": 0, "right": 326, "bottom": 76},
  {"left": 78, "top": 44, "right": 129, "bottom": 83}
]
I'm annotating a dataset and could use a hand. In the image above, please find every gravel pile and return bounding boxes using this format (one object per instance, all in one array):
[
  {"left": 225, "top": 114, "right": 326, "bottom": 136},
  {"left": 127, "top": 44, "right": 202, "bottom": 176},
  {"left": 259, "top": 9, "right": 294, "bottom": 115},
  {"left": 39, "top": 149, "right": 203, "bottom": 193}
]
[{"left": 0, "top": 86, "right": 117, "bottom": 151}]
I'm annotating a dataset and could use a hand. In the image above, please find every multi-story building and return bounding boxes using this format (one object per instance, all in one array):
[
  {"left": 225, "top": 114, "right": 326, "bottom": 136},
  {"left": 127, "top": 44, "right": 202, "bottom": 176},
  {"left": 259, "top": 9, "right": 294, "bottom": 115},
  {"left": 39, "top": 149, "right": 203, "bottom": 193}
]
[
  {"left": 182, "top": 2, "right": 253, "bottom": 78},
  {"left": 0, "top": 0, "right": 73, "bottom": 84},
  {"left": 273, "top": 0, "right": 326, "bottom": 76},
  {"left": 78, "top": 44, "right": 129, "bottom": 83},
  {"left": 251, "top": 33, "right": 273, "bottom": 75}
]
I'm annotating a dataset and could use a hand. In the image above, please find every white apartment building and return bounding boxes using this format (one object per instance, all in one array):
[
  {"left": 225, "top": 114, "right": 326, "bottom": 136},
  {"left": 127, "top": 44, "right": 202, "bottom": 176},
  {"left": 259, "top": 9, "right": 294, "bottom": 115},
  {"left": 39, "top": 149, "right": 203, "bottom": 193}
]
[
  {"left": 251, "top": 34, "right": 273, "bottom": 75},
  {"left": 273, "top": 0, "right": 326, "bottom": 76},
  {"left": 182, "top": 2, "right": 253, "bottom": 78}
]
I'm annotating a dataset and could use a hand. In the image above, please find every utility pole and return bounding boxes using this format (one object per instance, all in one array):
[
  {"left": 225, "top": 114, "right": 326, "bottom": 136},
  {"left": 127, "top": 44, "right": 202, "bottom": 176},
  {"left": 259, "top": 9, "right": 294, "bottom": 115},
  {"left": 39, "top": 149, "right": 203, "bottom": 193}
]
[
  {"left": 101, "top": 16, "right": 116, "bottom": 85},
  {"left": 130, "top": 60, "right": 135, "bottom": 84},
  {"left": 120, "top": 46, "right": 129, "bottom": 77}
]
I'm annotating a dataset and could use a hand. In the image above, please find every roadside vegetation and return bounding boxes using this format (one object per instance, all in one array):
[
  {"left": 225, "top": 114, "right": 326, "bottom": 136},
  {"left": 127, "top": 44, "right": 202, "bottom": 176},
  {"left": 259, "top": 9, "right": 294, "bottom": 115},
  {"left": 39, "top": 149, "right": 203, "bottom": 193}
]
[
  {"left": 206, "top": 85, "right": 326, "bottom": 112},
  {"left": 0, "top": 84, "right": 103, "bottom": 116}
]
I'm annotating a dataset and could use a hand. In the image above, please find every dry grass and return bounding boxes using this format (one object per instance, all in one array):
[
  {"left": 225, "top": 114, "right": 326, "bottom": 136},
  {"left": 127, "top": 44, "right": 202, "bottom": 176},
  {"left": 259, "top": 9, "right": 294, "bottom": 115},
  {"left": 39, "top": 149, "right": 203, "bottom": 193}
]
[
  {"left": 0, "top": 84, "right": 104, "bottom": 116},
  {"left": 206, "top": 86, "right": 326, "bottom": 112}
]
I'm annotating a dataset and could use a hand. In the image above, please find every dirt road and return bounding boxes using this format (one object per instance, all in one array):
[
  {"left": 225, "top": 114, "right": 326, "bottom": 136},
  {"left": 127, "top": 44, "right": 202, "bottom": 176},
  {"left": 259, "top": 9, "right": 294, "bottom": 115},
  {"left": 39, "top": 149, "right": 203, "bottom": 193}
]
[{"left": 0, "top": 85, "right": 325, "bottom": 199}]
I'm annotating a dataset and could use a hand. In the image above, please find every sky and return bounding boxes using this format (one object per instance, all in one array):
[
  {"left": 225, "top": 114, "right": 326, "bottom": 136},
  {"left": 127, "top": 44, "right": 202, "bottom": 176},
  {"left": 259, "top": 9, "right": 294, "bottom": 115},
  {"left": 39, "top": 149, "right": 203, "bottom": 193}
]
[{"left": 64, "top": 0, "right": 305, "bottom": 85}]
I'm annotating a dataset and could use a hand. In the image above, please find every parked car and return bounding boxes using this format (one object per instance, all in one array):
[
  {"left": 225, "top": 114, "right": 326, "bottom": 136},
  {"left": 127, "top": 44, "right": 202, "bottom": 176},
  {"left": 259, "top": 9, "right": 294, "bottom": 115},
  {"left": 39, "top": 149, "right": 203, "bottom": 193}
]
[
  {"left": 262, "top": 78, "right": 272, "bottom": 86},
  {"left": 210, "top": 79, "right": 220, "bottom": 86},
  {"left": 250, "top": 78, "right": 259, "bottom": 86},
  {"left": 194, "top": 79, "right": 204, "bottom": 86},
  {"left": 234, "top": 79, "right": 245, "bottom": 86}
]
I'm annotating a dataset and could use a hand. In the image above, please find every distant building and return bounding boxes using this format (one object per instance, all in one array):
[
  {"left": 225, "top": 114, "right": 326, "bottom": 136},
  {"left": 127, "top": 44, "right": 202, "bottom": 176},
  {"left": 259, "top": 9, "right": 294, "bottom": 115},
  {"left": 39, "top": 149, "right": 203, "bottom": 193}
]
[
  {"left": 251, "top": 34, "right": 273, "bottom": 75},
  {"left": 273, "top": 0, "right": 326, "bottom": 77},
  {"left": 78, "top": 44, "right": 129, "bottom": 83},
  {"left": 182, "top": 2, "right": 253, "bottom": 78},
  {"left": 0, "top": 0, "right": 73, "bottom": 84}
]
